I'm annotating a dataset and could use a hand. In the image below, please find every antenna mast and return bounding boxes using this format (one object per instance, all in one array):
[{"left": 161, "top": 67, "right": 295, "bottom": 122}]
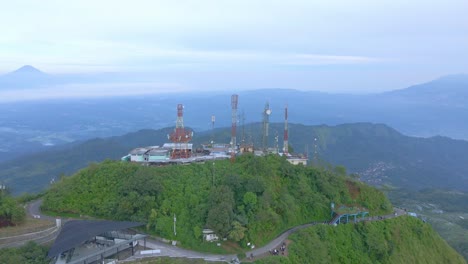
[
  {"left": 231, "top": 94, "right": 238, "bottom": 162},
  {"left": 283, "top": 105, "right": 288, "bottom": 155},
  {"left": 211, "top": 115, "right": 215, "bottom": 144},
  {"left": 262, "top": 102, "right": 271, "bottom": 152},
  {"left": 168, "top": 104, "right": 193, "bottom": 159}
]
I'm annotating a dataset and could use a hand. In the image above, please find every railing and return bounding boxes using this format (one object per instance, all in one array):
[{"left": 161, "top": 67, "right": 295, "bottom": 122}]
[{"left": 0, "top": 225, "right": 60, "bottom": 248}]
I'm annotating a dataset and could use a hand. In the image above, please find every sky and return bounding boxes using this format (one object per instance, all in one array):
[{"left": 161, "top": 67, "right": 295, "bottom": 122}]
[{"left": 0, "top": 0, "right": 467, "bottom": 94}]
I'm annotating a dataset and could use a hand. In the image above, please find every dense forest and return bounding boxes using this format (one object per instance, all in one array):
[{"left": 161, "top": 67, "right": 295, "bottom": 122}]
[
  {"left": 255, "top": 216, "right": 466, "bottom": 264},
  {"left": 43, "top": 154, "right": 391, "bottom": 251}
]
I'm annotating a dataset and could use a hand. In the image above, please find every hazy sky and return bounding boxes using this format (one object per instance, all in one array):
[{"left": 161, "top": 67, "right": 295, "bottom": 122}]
[{"left": 1, "top": 0, "right": 467, "bottom": 93}]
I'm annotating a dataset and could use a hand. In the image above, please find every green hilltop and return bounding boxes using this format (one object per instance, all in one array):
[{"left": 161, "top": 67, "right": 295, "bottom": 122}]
[
  {"left": 43, "top": 154, "right": 391, "bottom": 251},
  {"left": 39, "top": 155, "right": 466, "bottom": 262}
]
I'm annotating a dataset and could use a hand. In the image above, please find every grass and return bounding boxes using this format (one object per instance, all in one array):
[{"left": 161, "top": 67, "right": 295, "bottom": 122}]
[
  {"left": 0, "top": 217, "right": 54, "bottom": 238},
  {"left": 40, "top": 209, "right": 94, "bottom": 219},
  {"left": 387, "top": 189, "right": 468, "bottom": 261}
]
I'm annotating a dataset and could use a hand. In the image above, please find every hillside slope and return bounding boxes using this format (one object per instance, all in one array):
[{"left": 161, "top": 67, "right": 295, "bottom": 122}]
[
  {"left": 42, "top": 155, "right": 391, "bottom": 251},
  {"left": 41, "top": 156, "right": 466, "bottom": 262},
  {"left": 256, "top": 216, "right": 466, "bottom": 264}
]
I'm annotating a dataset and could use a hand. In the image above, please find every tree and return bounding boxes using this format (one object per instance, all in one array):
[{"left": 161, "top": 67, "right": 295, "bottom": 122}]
[
  {"left": 243, "top": 192, "right": 257, "bottom": 209},
  {"left": 228, "top": 221, "right": 247, "bottom": 241},
  {"left": 147, "top": 209, "right": 158, "bottom": 231},
  {"left": 206, "top": 185, "right": 235, "bottom": 238},
  {"left": 206, "top": 203, "right": 233, "bottom": 238},
  {"left": 0, "top": 192, "right": 25, "bottom": 226}
]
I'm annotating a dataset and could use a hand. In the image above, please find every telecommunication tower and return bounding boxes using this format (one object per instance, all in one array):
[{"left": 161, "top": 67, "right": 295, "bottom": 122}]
[
  {"left": 314, "top": 137, "right": 318, "bottom": 164},
  {"left": 231, "top": 94, "right": 238, "bottom": 162},
  {"left": 283, "top": 105, "right": 289, "bottom": 155},
  {"left": 262, "top": 102, "right": 271, "bottom": 152},
  {"left": 168, "top": 104, "right": 193, "bottom": 159},
  {"left": 211, "top": 115, "right": 215, "bottom": 144},
  {"left": 241, "top": 110, "right": 245, "bottom": 145}
]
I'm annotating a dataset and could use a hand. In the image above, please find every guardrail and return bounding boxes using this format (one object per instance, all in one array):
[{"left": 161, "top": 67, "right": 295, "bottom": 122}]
[{"left": 0, "top": 225, "right": 60, "bottom": 248}]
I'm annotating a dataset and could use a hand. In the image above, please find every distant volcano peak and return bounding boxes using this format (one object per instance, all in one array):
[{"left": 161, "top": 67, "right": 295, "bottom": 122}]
[{"left": 12, "top": 65, "right": 44, "bottom": 74}]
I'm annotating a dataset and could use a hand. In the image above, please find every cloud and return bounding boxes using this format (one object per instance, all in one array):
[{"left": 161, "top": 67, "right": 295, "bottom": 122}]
[
  {"left": 0, "top": 39, "right": 380, "bottom": 73},
  {"left": 0, "top": 82, "right": 185, "bottom": 102},
  {"left": 1, "top": 0, "right": 467, "bottom": 92}
]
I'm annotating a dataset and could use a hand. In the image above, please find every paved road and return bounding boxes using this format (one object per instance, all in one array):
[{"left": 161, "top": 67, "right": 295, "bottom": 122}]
[
  {"left": 22, "top": 200, "right": 408, "bottom": 263},
  {"left": 245, "top": 221, "right": 327, "bottom": 259},
  {"left": 126, "top": 238, "right": 237, "bottom": 263},
  {"left": 26, "top": 199, "right": 56, "bottom": 222},
  {"left": 246, "top": 207, "right": 407, "bottom": 260}
]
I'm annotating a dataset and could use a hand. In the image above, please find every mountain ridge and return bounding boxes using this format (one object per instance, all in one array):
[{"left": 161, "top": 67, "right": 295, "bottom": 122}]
[{"left": 1, "top": 122, "right": 467, "bottom": 195}]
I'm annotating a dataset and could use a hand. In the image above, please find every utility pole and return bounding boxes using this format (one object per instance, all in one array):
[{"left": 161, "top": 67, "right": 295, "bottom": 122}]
[
  {"left": 275, "top": 131, "right": 279, "bottom": 154},
  {"left": 174, "top": 214, "right": 177, "bottom": 236},
  {"left": 211, "top": 115, "right": 215, "bottom": 145},
  {"left": 314, "top": 137, "right": 318, "bottom": 165},
  {"left": 212, "top": 162, "right": 215, "bottom": 186}
]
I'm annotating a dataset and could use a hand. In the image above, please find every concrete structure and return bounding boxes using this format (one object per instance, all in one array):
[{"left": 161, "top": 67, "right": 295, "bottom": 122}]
[
  {"left": 286, "top": 156, "right": 308, "bottom": 166},
  {"left": 129, "top": 148, "right": 149, "bottom": 162},
  {"left": 202, "top": 229, "right": 219, "bottom": 242},
  {"left": 202, "top": 143, "right": 230, "bottom": 156},
  {"left": 48, "top": 220, "right": 145, "bottom": 264},
  {"left": 147, "top": 148, "right": 170, "bottom": 162},
  {"left": 240, "top": 144, "right": 254, "bottom": 153}
]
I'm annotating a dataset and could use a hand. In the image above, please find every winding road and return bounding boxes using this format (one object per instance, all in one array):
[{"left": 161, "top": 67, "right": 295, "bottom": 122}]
[
  {"left": 13, "top": 200, "right": 407, "bottom": 262},
  {"left": 27, "top": 199, "right": 56, "bottom": 222}
]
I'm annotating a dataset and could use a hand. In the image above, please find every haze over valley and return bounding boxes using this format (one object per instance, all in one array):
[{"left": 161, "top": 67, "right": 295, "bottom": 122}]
[
  {"left": 1, "top": 65, "right": 468, "bottom": 163},
  {"left": 1, "top": 0, "right": 468, "bottom": 263}
]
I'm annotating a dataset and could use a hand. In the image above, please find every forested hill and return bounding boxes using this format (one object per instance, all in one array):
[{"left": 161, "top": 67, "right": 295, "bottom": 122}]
[
  {"left": 41, "top": 156, "right": 466, "bottom": 263},
  {"left": 42, "top": 155, "right": 391, "bottom": 250},
  {"left": 256, "top": 216, "right": 466, "bottom": 264},
  {"left": 1, "top": 122, "right": 468, "bottom": 195}
]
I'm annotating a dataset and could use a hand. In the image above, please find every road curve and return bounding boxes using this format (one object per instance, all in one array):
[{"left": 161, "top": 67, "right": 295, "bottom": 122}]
[
  {"left": 246, "top": 207, "right": 407, "bottom": 260},
  {"left": 127, "top": 238, "right": 237, "bottom": 263},
  {"left": 26, "top": 199, "right": 56, "bottom": 222},
  {"left": 245, "top": 221, "right": 327, "bottom": 258},
  {"left": 23, "top": 200, "right": 407, "bottom": 262}
]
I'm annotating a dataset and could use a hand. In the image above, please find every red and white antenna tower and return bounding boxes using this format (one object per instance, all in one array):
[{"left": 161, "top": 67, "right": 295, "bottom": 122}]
[
  {"left": 231, "top": 94, "right": 238, "bottom": 162},
  {"left": 283, "top": 104, "right": 289, "bottom": 155},
  {"left": 169, "top": 104, "right": 193, "bottom": 159}
]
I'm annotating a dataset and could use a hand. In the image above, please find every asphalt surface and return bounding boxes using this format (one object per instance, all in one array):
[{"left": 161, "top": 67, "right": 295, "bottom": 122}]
[
  {"left": 127, "top": 238, "right": 237, "bottom": 262},
  {"left": 246, "top": 208, "right": 407, "bottom": 260},
  {"left": 26, "top": 199, "right": 56, "bottom": 222},
  {"left": 245, "top": 222, "right": 326, "bottom": 259}
]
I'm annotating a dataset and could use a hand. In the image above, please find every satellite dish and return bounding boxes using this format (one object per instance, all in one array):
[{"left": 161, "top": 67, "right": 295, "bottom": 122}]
[{"left": 266, "top": 109, "right": 272, "bottom": 115}]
